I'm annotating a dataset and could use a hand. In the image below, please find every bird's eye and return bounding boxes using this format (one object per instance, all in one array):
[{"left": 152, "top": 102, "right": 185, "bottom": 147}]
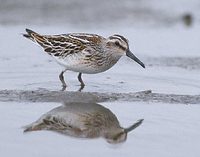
[{"left": 115, "top": 41, "right": 120, "bottom": 46}]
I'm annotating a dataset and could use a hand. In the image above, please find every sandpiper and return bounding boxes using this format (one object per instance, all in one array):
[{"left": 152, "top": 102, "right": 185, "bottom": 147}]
[
  {"left": 23, "top": 29, "right": 145, "bottom": 91},
  {"left": 24, "top": 102, "right": 143, "bottom": 144}
]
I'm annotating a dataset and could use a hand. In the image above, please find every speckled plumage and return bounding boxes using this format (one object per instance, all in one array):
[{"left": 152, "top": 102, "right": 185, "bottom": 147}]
[{"left": 23, "top": 29, "right": 145, "bottom": 90}]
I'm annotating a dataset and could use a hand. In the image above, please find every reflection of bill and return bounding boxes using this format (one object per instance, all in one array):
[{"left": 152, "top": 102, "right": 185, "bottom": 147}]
[{"left": 24, "top": 102, "right": 143, "bottom": 144}]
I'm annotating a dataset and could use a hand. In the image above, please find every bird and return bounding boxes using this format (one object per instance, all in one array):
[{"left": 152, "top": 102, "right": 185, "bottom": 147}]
[
  {"left": 23, "top": 29, "right": 145, "bottom": 91},
  {"left": 23, "top": 102, "right": 144, "bottom": 144}
]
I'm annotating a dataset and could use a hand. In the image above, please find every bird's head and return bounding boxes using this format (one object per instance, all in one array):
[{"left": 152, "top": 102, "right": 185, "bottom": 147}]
[
  {"left": 105, "top": 119, "right": 144, "bottom": 144},
  {"left": 105, "top": 128, "right": 127, "bottom": 144},
  {"left": 107, "top": 34, "right": 145, "bottom": 68}
]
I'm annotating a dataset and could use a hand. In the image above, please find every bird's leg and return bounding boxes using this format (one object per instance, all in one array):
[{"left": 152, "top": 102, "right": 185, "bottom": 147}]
[
  {"left": 78, "top": 73, "right": 85, "bottom": 91},
  {"left": 59, "top": 70, "right": 67, "bottom": 91}
]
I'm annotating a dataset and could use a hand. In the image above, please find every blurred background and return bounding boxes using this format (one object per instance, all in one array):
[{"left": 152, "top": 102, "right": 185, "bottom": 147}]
[{"left": 0, "top": 0, "right": 199, "bottom": 28}]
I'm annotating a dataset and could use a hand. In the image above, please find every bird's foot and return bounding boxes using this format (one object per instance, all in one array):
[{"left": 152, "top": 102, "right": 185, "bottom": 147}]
[
  {"left": 78, "top": 84, "right": 85, "bottom": 92},
  {"left": 61, "top": 85, "right": 67, "bottom": 91}
]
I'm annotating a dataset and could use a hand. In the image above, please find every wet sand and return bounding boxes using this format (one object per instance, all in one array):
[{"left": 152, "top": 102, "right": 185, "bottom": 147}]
[{"left": 1, "top": 89, "right": 200, "bottom": 104}]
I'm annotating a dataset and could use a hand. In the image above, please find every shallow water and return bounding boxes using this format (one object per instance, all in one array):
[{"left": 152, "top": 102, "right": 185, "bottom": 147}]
[{"left": 0, "top": 101, "right": 200, "bottom": 157}]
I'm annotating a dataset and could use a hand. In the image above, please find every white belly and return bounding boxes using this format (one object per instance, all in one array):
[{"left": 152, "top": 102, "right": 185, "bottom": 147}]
[{"left": 53, "top": 55, "right": 119, "bottom": 74}]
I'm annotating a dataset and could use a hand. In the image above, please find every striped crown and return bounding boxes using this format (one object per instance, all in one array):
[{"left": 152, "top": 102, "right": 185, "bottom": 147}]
[{"left": 107, "top": 34, "right": 129, "bottom": 53}]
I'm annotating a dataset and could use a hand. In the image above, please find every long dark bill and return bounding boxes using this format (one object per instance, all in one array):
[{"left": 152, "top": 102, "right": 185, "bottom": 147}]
[
  {"left": 124, "top": 119, "right": 144, "bottom": 133},
  {"left": 126, "top": 50, "right": 145, "bottom": 68}
]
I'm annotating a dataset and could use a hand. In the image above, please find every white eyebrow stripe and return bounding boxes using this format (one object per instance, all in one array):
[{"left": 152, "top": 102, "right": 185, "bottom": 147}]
[
  {"left": 111, "top": 35, "right": 124, "bottom": 42},
  {"left": 114, "top": 35, "right": 129, "bottom": 43}
]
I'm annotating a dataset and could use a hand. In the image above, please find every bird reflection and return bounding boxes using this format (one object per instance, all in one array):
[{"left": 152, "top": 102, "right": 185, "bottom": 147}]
[{"left": 24, "top": 102, "right": 143, "bottom": 144}]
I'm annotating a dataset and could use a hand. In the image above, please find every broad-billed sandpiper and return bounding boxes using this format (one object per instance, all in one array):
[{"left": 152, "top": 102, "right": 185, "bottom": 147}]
[{"left": 23, "top": 29, "right": 145, "bottom": 91}]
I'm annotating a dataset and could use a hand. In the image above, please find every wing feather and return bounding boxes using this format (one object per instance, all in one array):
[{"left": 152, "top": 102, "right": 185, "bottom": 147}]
[{"left": 23, "top": 29, "right": 104, "bottom": 58}]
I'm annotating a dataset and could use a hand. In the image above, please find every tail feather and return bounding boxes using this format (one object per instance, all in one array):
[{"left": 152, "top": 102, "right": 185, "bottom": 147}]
[
  {"left": 23, "top": 28, "right": 57, "bottom": 55},
  {"left": 23, "top": 126, "right": 34, "bottom": 133},
  {"left": 23, "top": 28, "right": 37, "bottom": 41},
  {"left": 23, "top": 34, "right": 31, "bottom": 39},
  {"left": 23, "top": 122, "right": 44, "bottom": 133},
  {"left": 23, "top": 28, "right": 46, "bottom": 43}
]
